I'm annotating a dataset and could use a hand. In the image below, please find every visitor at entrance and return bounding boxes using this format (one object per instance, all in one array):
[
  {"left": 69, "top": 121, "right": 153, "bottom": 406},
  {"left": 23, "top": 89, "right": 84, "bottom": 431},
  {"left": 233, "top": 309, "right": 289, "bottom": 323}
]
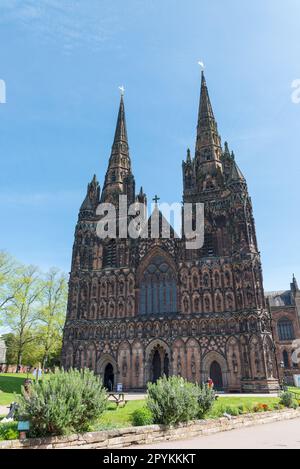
[{"left": 207, "top": 377, "right": 214, "bottom": 389}]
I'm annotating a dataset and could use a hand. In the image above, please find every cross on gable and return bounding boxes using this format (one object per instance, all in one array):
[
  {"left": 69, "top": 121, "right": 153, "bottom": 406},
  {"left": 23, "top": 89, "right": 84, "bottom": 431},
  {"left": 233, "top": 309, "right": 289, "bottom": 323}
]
[{"left": 152, "top": 195, "right": 160, "bottom": 204}]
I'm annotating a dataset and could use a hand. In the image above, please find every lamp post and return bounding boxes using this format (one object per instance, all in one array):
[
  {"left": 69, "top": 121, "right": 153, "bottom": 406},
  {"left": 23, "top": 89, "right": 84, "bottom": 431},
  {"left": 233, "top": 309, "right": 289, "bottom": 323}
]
[{"left": 279, "top": 361, "right": 287, "bottom": 391}]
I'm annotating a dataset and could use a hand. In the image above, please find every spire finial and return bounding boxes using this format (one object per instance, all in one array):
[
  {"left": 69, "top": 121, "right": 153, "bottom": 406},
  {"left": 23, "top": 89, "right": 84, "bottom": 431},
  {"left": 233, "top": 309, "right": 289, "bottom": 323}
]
[
  {"left": 198, "top": 60, "right": 205, "bottom": 71},
  {"left": 118, "top": 85, "right": 125, "bottom": 96}
]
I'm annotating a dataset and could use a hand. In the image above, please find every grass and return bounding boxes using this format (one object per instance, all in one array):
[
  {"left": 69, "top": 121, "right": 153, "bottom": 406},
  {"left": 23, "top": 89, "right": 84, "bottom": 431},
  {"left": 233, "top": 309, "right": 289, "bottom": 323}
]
[
  {"left": 95, "top": 400, "right": 145, "bottom": 430},
  {"left": 1, "top": 372, "right": 297, "bottom": 430},
  {"left": 207, "top": 396, "right": 280, "bottom": 419},
  {"left": 93, "top": 396, "right": 281, "bottom": 430},
  {"left": 288, "top": 386, "right": 300, "bottom": 396},
  {"left": 0, "top": 373, "right": 28, "bottom": 406}
]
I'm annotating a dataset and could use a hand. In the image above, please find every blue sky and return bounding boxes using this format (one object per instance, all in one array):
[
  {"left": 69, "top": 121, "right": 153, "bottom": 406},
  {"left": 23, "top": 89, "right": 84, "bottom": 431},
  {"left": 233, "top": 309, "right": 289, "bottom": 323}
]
[{"left": 0, "top": 0, "right": 299, "bottom": 292}]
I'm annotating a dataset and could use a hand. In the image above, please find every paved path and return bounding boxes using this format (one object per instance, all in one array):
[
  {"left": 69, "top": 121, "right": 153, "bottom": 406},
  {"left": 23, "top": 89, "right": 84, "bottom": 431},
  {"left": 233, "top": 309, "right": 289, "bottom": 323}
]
[
  {"left": 131, "top": 417, "right": 300, "bottom": 449},
  {"left": 0, "top": 405, "right": 9, "bottom": 416}
]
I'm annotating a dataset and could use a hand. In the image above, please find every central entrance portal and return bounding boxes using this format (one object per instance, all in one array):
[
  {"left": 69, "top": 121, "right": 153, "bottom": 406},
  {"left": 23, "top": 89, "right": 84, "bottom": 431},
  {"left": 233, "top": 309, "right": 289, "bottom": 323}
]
[
  {"left": 152, "top": 350, "right": 161, "bottom": 383},
  {"left": 151, "top": 347, "right": 170, "bottom": 383}
]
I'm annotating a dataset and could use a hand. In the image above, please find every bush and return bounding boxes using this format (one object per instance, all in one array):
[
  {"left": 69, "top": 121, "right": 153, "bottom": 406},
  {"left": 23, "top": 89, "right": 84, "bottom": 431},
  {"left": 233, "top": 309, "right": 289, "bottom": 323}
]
[
  {"left": 131, "top": 407, "right": 153, "bottom": 427},
  {"left": 279, "top": 391, "right": 298, "bottom": 409},
  {"left": 237, "top": 404, "right": 245, "bottom": 415},
  {"left": 0, "top": 422, "right": 18, "bottom": 441},
  {"left": 147, "top": 376, "right": 199, "bottom": 425},
  {"left": 17, "top": 368, "right": 107, "bottom": 437},
  {"left": 223, "top": 405, "right": 241, "bottom": 417},
  {"left": 197, "top": 384, "right": 216, "bottom": 418}
]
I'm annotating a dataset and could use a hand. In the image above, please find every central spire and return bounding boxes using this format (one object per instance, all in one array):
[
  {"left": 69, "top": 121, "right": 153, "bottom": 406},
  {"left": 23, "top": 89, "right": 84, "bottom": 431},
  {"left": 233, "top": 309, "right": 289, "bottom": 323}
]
[
  {"left": 101, "top": 94, "right": 134, "bottom": 203},
  {"left": 195, "top": 71, "right": 223, "bottom": 170}
]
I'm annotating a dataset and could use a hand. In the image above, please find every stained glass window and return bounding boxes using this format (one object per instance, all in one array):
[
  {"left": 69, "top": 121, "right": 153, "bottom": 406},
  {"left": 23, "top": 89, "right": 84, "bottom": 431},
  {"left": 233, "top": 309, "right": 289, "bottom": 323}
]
[{"left": 139, "top": 256, "right": 177, "bottom": 315}]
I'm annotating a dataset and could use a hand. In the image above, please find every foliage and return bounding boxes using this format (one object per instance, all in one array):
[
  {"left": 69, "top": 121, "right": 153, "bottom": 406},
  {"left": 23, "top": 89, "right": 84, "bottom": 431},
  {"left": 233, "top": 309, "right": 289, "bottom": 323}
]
[
  {"left": 95, "top": 400, "right": 145, "bottom": 430},
  {"left": 0, "top": 421, "right": 18, "bottom": 441},
  {"left": 0, "top": 251, "right": 20, "bottom": 317},
  {"left": 16, "top": 369, "right": 107, "bottom": 436},
  {"left": 197, "top": 384, "right": 216, "bottom": 418},
  {"left": 36, "top": 269, "right": 68, "bottom": 368},
  {"left": 0, "top": 250, "right": 67, "bottom": 368},
  {"left": 131, "top": 406, "right": 153, "bottom": 427},
  {"left": 206, "top": 397, "right": 279, "bottom": 419},
  {"left": 147, "top": 376, "right": 199, "bottom": 425},
  {"left": 3, "top": 265, "right": 44, "bottom": 366},
  {"left": 279, "top": 391, "right": 298, "bottom": 409},
  {"left": 223, "top": 405, "right": 242, "bottom": 416},
  {"left": 252, "top": 403, "right": 270, "bottom": 413}
]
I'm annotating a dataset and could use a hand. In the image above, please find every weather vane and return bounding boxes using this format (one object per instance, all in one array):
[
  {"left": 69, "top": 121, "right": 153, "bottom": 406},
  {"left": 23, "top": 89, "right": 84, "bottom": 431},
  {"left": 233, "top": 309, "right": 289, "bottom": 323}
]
[
  {"left": 198, "top": 61, "right": 205, "bottom": 71},
  {"left": 118, "top": 85, "right": 125, "bottom": 96}
]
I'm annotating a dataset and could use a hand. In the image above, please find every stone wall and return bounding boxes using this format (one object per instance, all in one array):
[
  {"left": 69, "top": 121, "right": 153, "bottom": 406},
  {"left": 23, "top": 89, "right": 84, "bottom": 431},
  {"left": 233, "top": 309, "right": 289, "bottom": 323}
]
[{"left": 0, "top": 408, "right": 299, "bottom": 449}]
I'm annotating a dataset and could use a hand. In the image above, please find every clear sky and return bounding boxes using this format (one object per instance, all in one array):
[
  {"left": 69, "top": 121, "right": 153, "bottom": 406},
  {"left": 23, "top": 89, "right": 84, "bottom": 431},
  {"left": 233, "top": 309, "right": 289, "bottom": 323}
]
[{"left": 0, "top": 0, "right": 299, "bottom": 292}]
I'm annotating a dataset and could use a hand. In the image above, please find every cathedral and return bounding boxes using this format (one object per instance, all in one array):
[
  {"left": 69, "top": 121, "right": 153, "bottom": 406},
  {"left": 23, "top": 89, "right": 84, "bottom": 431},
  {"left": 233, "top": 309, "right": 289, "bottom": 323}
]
[{"left": 62, "top": 72, "right": 280, "bottom": 393}]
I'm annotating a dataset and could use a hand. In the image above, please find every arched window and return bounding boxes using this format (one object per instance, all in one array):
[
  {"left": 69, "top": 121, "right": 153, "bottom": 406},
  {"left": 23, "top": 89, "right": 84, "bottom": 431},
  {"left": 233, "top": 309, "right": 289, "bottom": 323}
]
[
  {"left": 283, "top": 350, "right": 289, "bottom": 368},
  {"left": 139, "top": 256, "right": 177, "bottom": 315},
  {"left": 278, "top": 318, "right": 295, "bottom": 341}
]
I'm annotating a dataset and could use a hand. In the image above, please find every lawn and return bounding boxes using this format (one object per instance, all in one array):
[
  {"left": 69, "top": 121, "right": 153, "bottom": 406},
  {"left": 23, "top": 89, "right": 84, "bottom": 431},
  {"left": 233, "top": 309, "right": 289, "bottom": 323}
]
[
  {"left": 0, "top": 373, "right": 28, "bottom": 406},
  {"left": 0, "top": 372, "right": 295, "bottom": 428},
  {"left": 288, "top": 386, "right": 300, "bottom": 396},
  {"left": 94, "top": 396, "right": 281, "bottom": 430}
]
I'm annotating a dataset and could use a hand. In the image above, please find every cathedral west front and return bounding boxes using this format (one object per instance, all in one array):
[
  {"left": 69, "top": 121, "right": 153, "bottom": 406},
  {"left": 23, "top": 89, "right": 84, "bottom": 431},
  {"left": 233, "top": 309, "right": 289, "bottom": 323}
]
[{"left": 62, "top": 72, "right": 280, "bottom": 393}]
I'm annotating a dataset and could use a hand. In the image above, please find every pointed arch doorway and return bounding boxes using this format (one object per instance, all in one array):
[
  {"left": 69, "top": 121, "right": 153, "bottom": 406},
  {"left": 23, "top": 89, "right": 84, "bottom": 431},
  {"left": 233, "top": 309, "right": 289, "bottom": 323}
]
[
  {"left": 152, "top": 350, "right": 161, "bottom": 383},
  {"left": 104, "top": 363, "right": 114, "bottom": 391},
  {"left": 210, "top": 361, "right": 223, "bottom": 390},
  {"left": 150, "top": 347, "right": 170, "bottom": 383}
]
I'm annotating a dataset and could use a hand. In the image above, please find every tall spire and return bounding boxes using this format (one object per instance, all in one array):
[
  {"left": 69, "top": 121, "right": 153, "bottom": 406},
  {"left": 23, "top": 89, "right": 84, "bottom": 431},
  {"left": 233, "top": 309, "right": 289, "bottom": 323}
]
[
  {"left": 195, "top": 71, "right": 222, "bottom": 170},
  {"left": 112, "top": 95, "right": 128, "bottom": 150},
  {"left": 101, "top": 94, "right": 133, "bottom": 203}
]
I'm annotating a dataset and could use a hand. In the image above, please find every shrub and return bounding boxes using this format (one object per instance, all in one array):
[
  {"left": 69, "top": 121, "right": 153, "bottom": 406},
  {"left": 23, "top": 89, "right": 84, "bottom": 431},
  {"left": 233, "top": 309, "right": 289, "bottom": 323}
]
[
  {"left": 0, "top": 422, "right": 18, "bottom": 441},
  {"left": 223, "top": 405, "right": 240, "bottom": 417},
  {"left": 197, "top": 384, "right": 216, "bottom": 419},
  {"left": 273, "top": 403, "right": 285, "bottom": 411},
  {"left": 147, "top": 376, "right": 199, "bottom": 425},
  {"left": 279, "top": 391, "right": 298, "bottom": 409},
  {"left": 17, "top": 368, "right": 107, "bottom": 437},
  {"left": 238, "top": 404, "right": 245, "bottom": 414},
  {"left": 131, "top": 407, "right": 153, "bottom": 427},
  {"left": 208, "top": 404, "right": 226, "bottom": 419}
]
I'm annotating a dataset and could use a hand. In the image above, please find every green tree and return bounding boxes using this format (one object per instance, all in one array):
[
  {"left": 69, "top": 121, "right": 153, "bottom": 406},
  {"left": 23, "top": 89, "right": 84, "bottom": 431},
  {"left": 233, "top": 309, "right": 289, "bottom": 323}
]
[
  {"left": 3, "top": 333, "right": 18, "bottom": 364},
  {"left": 4, "top": 331, "right": 44, "bottom": 367},
  {"left": 0, "top": 251, "right": 20, "bottom": 317},
  {"left": 4, "top": 265, "right": 44, "bottom": 366},
  {"left": 37, "top": 268, "right": 67, "bottom": 368}
]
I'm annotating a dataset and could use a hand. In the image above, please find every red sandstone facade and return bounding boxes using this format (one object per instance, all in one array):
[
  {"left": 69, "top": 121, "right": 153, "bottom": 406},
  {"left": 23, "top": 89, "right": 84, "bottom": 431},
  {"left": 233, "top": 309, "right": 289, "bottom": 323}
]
[
  {"left": 62, "top": 73, "right": 280, "bottom": 393},
  {"left": 267, "top": 277, "right": 300, "bottom": 385}
]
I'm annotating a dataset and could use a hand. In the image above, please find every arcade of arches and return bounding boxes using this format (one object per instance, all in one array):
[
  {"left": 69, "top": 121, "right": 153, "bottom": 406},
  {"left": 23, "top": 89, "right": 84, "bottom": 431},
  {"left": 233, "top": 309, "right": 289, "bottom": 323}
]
[{"left": 63, "top": 331, "right": 279, "bottom": 392}]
